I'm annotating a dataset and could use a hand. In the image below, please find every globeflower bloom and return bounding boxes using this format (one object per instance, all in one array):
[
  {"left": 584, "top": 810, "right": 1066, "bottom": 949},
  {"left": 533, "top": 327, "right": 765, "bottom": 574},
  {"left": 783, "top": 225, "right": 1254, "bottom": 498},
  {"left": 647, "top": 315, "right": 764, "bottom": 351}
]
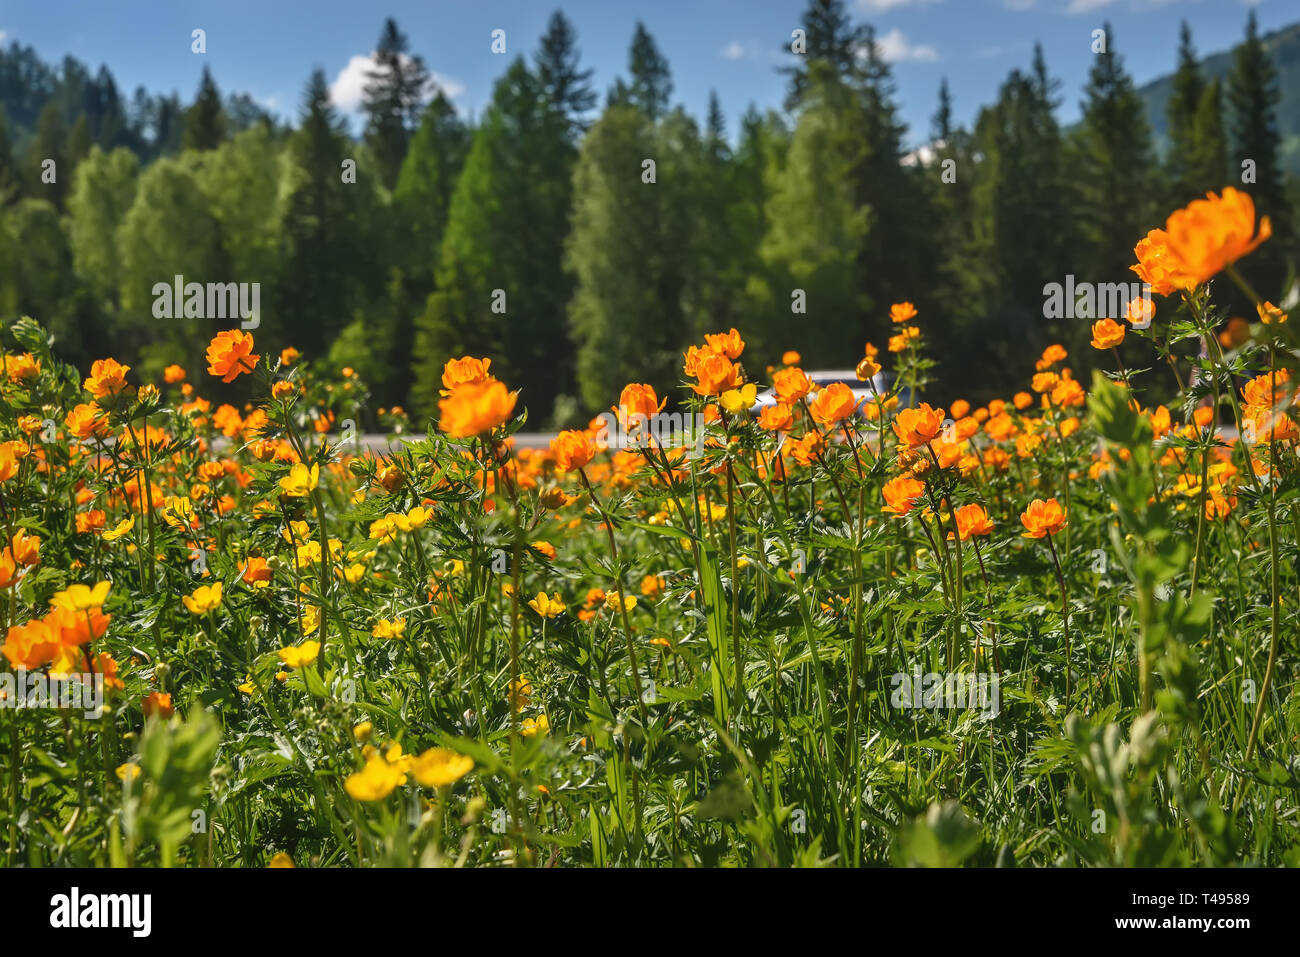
[
  {"left": 440, "top": 356, "right": 493, "bottom": 395},
  {"left": 278, "top": 640, "right": 320, "bottom": 668},
  {"left": 1020, "top": 498, "right": 1067, "bottom": 538},
  {"left": 950, "top": 503, "right": 994, "bottom": 541},
  {"left": 773, "top": 367, "right": 814, "bottom": 404},
  {"left": 882, "top": 476, "right": 926, "bottom": 517},
  {"left": 550, "top": 430, "right": 596, "bottom": 472},
  {"left": 892, "top": 403, "right": 945, "bottom": 449},
  {"left": 528, "top": 592, "right": 565, "bottom": 618},
  {"left": 83, "top": 358, "right": 131, "bottom": 398},
  {"left": 205, "top": 330, "right": 260, "bottom": 383},
  {"left": 183, "top": 582, "right": 224, "bottom": 615},
  {"left": 889, "top": 302, "right": 918, "bottom": 324},
  {"left": 1090, "top": 319, "right": 1126, "bottom": 350},
  {"left": 410, "top": 748, "right": 474, "bottom": 788},
  {"left": 809, "top": 382, "right": 858, "bottom": 427},
  {"left": 1133, "top": 188, "right": 1271, "bottom": 293},
  {"left": 438, "top": 379, "right": 517, "bottom": 437}
]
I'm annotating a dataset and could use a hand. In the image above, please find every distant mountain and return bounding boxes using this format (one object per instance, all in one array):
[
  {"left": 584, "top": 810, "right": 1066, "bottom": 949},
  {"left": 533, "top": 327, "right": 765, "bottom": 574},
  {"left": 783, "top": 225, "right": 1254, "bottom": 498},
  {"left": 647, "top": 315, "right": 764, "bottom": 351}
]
[{"left": 1136, "top": 20, "right": 1300, "bottom": 174}]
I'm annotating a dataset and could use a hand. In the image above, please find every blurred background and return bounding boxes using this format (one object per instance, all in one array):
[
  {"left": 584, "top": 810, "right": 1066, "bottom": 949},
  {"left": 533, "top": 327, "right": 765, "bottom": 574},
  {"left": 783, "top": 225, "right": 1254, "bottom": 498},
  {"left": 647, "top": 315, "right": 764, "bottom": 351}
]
[{"left": 0, "top": 0, "right": 1296, "bottom": 426}]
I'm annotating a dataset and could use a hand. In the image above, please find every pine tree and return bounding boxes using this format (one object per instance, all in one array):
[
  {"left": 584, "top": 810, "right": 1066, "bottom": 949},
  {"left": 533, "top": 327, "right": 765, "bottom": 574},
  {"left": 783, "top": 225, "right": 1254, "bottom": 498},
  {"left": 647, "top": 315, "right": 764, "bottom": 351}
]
[
  {"left": 1187, "top": 78, "right": 1228, "bottom": 198},
  {"left": 183, "top": 66, "right": 227, "bottom": 151},
  {"left": 758, "top": 62, "right": 869, "bottom": 365},
  {"left": 1073, "top": 24, "right": 1156, "bottom": 305},
  {"left": 535, "top": 10, "right": 596, "bottom": 134},
  {"left": 362, "top": 18, "right": 430, "bottom": 190},
  {"left": 565, "top": 103, "right": 695, "bottom": 410},
  {"left": 0, "top": 105, "right": 16, "bottom": 205},
  {"left": 1165, "top": 21, "right": 1203, "bottom": 205},
  {"left": 781, "top": 0, "right": 860, "bottom": 110},
  {"left": 611, "top": 22, "right": 672, "bottom": 121},
  {"left": 25, "top": 102, "right": 67, "bottom": 208},
  {"left": 1226, "top": 11, "right": 1291, "bottom": 256},
  {"left": 277, "top": 69, "right": 374, "bottom": 353},
  {"left": 411, "top": 59, "right": 575, "bottom": 422}
]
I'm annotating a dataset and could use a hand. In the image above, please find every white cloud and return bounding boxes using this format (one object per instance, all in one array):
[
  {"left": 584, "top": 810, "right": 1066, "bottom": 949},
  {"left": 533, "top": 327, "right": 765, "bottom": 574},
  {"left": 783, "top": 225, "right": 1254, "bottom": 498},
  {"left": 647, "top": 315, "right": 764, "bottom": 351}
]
[
  {"left": 855, "top": 0, "right": 940, "bottom": 11},
  {"left": 329, "top": 52, "right": 464, "bottom": 113},
  {"left": 0, "top": 31, "right": 8, "bottom": 44},
  {"left": 874, "top": 29, "right": 939, "bottom": 63},
  {"left": 720, "top": 41, "right": 747, "bottom": 60},
  {"left": 1065, "top": 0, "right": 1118, "bottom": 13}
]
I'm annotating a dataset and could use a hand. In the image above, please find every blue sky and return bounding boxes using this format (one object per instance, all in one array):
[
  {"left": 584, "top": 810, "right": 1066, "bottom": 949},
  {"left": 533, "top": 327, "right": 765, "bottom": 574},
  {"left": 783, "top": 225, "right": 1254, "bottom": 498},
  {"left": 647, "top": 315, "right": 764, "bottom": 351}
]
[{"left": 0, "top": 0, "right": 1292, "bottom": 147}]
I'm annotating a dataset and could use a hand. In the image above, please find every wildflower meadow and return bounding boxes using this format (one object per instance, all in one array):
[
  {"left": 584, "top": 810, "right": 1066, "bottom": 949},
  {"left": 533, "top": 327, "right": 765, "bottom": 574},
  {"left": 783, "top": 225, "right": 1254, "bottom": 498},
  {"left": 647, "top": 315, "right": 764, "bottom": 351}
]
[{"left": 1, "top": 183, "right": 1298, "bottom": 874}]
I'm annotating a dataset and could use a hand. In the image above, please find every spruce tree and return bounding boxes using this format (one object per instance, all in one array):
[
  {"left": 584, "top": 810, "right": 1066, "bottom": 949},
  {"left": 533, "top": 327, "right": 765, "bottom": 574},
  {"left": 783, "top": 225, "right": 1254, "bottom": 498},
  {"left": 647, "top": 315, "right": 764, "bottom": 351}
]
[
  {"left": 1165, "top": 21, "right": 1204, "bottom": 205},
  {"left": 183, "top": 66, "right": 227, "bottom": 151},
  {"left": 1226, "top": 11, "right": 1291, "bottom": 252},
  {"left": 535, "top": 10, "right": 596, "bottom": 133},
  {"left": 362, "top": 18, "right": 430, "bottom": 190}
]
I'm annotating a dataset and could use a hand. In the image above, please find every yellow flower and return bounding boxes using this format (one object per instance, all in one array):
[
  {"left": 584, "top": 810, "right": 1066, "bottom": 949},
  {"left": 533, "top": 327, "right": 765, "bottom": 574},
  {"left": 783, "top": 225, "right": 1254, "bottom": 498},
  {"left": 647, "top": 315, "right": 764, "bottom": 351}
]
[
  {"left": 115, "top": 762, "right": 141, "bottom": 782},
  {"left": 50, "top": 580, "right": 111, "bottom": 612},
  {"left": 527, "top": 592, "right": 565, "bottom": 618},
  {"left": 299, "top": 605, "right": 321, "bottom": 636},
  {"left": 605, "top": 591, "right": 638, "bottom": 614},
  {"left": 520, "top": 714, "right": 550, "bottom": 737},
  {"left": 409, "top": 748, "right": 474, "bottom": 788},
  {"left": 182, "top": 582, "right": 223, "bottom": 615},
  {"left": 268, "top": 852, "right": 295, "bottom": 868},
  {"left": 353, "top": 721, "right": 373, "bottom": 742},
  {"left": 279, "top": 463, "right": 320, "bottom": 497},
  {"left": 278, "top": 639, "right": 320, "bottom": 668},
  {"left": 101, "top": 517, "right": 135, "bottom": 542},
  {"left": 372, "top": 618, "right": 407, "bottom": 639},
  {"left": 342, "top": 563, "right": 366, "bottom": 584},
  {"left": 344, "top": 754, "right": 406, "bottom": 801},
  {"left": 237, "top": 675, "right": 256, "bottom": 695},
  {"left": 405, "top": 506, "right": 431, "bottom": 528},
  {"left": 719, "top": 383, "right": 757, "bottom": 414}
]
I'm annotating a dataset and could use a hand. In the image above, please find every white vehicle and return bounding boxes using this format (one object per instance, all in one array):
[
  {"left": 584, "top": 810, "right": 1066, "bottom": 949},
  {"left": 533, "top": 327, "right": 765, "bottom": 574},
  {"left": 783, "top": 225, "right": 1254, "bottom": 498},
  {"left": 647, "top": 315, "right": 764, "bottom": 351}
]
[{"left": 750, "top": 369, "right": 913, "bottom": 424}]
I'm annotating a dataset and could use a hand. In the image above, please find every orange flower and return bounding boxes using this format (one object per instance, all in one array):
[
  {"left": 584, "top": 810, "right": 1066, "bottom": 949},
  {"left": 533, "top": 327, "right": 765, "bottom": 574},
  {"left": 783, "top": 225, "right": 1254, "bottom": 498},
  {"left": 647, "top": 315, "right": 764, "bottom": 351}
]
[
  {"left": 240, "top": 556, "right": 273, "bottom": 587},
  {"left": 206, "top": 331, "right": 260, "bottom": 383},
  {"left": 441, "top": 356, "right": 493, "bottom": 395},
  {"left": 950, "top": 399, "right": 970, "bottom": 420},
  {"left": 616, "top": 383, "right": 666, "bottom": 427},
  {"left": 1131, "top": 230, "right": 1192, "bottom": 296},
  {"left": 163, "top": 364, "right": 186, "bottom": 384},
  {"left": 882, "top": 476, "right": 926, "bottom": 517},
  {"left": 892, "top": 403, "right": 945, "bottom": 449},
  {"left": 3, "top": 353, "right": 40, "bottom": 381},
  {"left": 1020, "top": 498, "right": 1067, "bottom": 538},
  {"left": 781, "top": 350, "right": 801, "bottom": 366},
  {"left": 2, "top": 618, "right": 60, "bottom": 669},
  {"left": 142, "top": 691, "right": 174, "bottom": 719},
  {"left": 550, "top": 430, "right": 596, "bottom": 472},
  {"left": 808, "top": 382, "right": 858, "bottom": 427},
  {"left": 773, "top": 367, "right": 814, "bottom": 404},
  {"left": 280, "top": 347, "right": 301, "bottom": 366},
  {"left": 83, "top": 358, "right": 131, "bottom": 398},
  {"left": 889, "top": 302, "right": 918, "bottom": 324},
  {"left": 758, "top": 403, "right": 793, "bottom": 432},
  {"left": 1090, "top": 318, "right": 1126, "bottom": 350},
  {"left": 950, "top": 503, "right": 993, "bottom": 541},
  {"left": 1158, "top": 187, "right": 1271, "bottom": 288},
  {"left": 438, "top": 380, "right": 517, "bottom": 437},
  {"left": 0, "top": 445, "right": 18, "bottom": 483},
  {"left": 1126, "top": 297, "right": 1154, "bottom": 328},
  {"left": 789, "top": 431, "right": 826, "bottom": 467},
  {"left": 8, "top": 529, "right": 40, "bottom": 566},
  {"left": 688, "top": 351, "right": 741, "bottom": 397},
  {"left": 703, "top": 328, "right": 745, "bottom": 359},
  {"left": 1257, "top": 301, "right": 1288, "bottom": 325}
]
